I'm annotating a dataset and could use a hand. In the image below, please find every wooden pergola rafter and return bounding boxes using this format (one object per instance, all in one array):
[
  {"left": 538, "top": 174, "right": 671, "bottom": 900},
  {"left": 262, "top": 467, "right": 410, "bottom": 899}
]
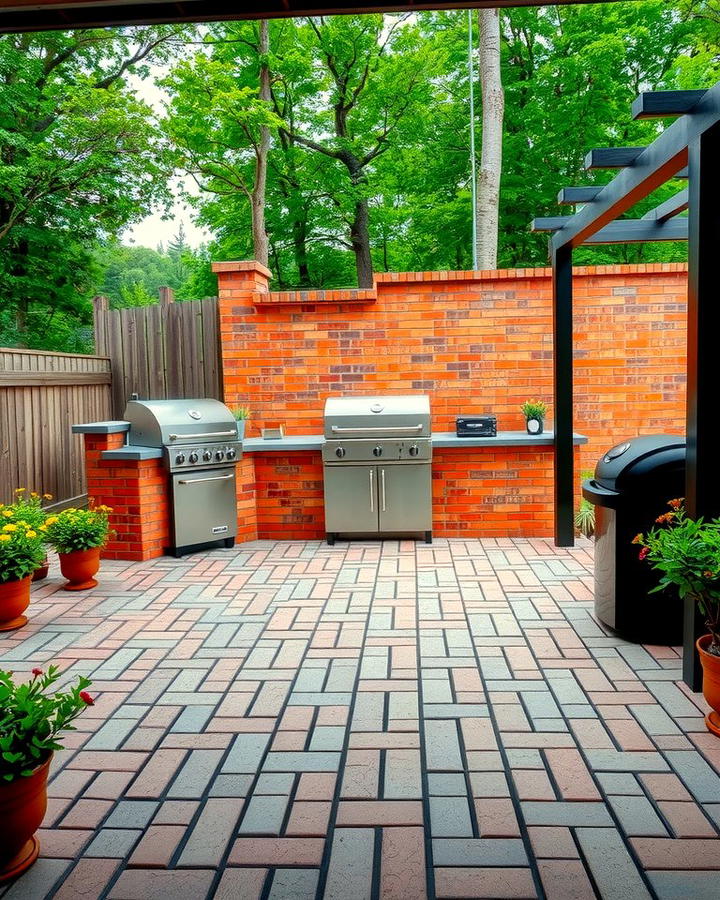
[{"left": 530, "top": 85, "right": 720, "bottom": 689}]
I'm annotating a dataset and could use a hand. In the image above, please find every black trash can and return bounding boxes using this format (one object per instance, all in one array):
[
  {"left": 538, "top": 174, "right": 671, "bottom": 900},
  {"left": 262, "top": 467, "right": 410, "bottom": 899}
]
[{"left": 582, "top": 434, "right": 685, "bottom": 644}]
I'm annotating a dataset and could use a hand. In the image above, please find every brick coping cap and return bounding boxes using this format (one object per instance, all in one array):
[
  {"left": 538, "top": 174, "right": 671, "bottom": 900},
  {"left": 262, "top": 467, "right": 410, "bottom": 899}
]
[
  {"left": 211, "top": 260, "right": 273, "bottom": 278},
  {"left": 374, "top": 262, "right": 688, "bottom": 283}
]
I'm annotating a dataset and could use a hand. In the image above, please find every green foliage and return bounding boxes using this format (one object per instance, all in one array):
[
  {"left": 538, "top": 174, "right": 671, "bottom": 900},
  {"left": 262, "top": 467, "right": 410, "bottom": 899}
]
[
  {"left": 0, "top": 520, "right": 45, "bottom": 583},
  {"left": 575, "top": 499, "right": 595, "bottom": 539},
  {"left": 0, "top": 666, "right": 94, "bottom": 782},
  {"left": 45, "top": 505, "right": 113, "bottom": 554},
  {"left": 231, "top": 406, "right": 251, "bottom": 421},
  {"left": 1, "top": 489, "right": 53, "bottom": 533},
  {"left": 521, "top": 399, "right": 547, "bottom": 420},
  {"left": 636, "top": 501, "right": 720, "bottom": 651}
]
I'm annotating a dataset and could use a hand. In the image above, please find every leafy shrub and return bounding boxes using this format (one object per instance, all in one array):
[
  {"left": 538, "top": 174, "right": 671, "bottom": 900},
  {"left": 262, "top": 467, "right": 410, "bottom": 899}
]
[
  {"left": 521, "top": 399, "right": 548, "bottom": 420},
  {"left": 0, "top": 666, "right": 94, "bottom": 782},
  {"left": 0, "top": 521, "right": 45, "bottom": 583},
  {"left": 44, "top": 505, "right": 112, "bottom": 554}
]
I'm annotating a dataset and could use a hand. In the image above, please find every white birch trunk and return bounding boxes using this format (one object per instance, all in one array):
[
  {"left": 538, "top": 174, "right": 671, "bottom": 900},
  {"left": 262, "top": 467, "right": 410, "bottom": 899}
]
[
  {"left": 252, "top": 19, "right": 270, "bottom": 267},
  {"left": 476, "top": 8, "right": 504, "bottom": 270}
]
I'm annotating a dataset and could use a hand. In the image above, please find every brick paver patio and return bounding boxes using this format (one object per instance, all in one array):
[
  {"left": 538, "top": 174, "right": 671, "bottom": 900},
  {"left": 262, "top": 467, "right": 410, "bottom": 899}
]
[{"left": 2, "top": 538, "right": 719, "bottom": 900}]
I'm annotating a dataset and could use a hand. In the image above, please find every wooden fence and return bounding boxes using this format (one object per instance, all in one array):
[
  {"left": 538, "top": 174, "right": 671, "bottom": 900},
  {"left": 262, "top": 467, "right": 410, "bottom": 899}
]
[
  {"left": 93, "top": 290, "right": 222, "bottom": 418},
  {"left": 0, "top": 349, "right": 112, "bottom": 506}
]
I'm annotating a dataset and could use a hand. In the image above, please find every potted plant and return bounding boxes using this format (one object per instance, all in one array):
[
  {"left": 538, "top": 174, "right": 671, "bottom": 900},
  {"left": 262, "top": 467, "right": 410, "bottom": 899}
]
[
  {"left": 231, "top": 405, "right": 251, "bottom": 441},
  {"left": 635, "top": 499, "right": 720, "bottom": 735},
  {"left": 521, "top": 399, "right": 547, "bottom": 435},
  {"left": 44, "top": 504, "right": 113, "bottom": 591},
  {"left": 3, "top": 489, "right": 54, "bottom": 581},
  {"left": 0, "top": 666, "right": 94, "bottom": 882},
  {"left": 0, "top": 517, "right": 45, "bottom": 631}
]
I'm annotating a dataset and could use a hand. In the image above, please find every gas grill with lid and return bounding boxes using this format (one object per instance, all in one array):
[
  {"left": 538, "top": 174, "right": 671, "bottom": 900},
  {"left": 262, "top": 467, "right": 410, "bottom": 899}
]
[
  {"left": 123, "top": 399, "right": 242, "bottom": 557},
  {"left": 322, "top": 396, "right": 432, "bottom": 544}
]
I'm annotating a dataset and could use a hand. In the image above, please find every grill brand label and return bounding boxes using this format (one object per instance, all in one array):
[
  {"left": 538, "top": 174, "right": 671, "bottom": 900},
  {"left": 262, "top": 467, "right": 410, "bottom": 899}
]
[
  {"left": 188, "top": 409, "right": 202, "bottom": 420},
  {"left": 211, "top": 525, "right": 229, "bottom": 534}
]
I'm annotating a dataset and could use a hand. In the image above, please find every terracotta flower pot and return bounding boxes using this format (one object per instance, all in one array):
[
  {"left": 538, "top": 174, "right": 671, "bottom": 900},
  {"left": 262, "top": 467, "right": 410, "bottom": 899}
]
[
  {"left": 0, "top": 754, "right": 51, "bottom": 883},
  {"left": 32, "top": 557, "right": 49, "bottom": 583},
  {"left": 697, "top": 634, "right": 720, "bottom": 737},
  {"left": 58, "top": 547, "right": 101, "bottom": 591},
  {"left": 0, "top": 575, "right": 31, "bottom": 631}
]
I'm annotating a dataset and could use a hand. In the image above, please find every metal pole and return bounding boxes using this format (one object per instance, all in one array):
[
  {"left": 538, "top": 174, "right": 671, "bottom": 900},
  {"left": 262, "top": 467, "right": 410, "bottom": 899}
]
[
  {"left": 552, "top": 240, "right": 575, "bottom": 547},
  {"left": 468, "top": 9, "right": 478, "bottom": 270}
]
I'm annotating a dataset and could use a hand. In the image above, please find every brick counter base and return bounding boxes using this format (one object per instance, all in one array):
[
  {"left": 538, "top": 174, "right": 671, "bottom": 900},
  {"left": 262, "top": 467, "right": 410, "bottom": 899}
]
[{"left": 84, "top": 437, "right": 570, "bottom": 559}]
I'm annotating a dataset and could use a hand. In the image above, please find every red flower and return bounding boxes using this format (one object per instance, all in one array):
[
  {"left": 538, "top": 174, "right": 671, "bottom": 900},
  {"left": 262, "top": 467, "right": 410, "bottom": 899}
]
[
  {"left": 638, "top": 547, "right": 650, "bottom": 561},
  {"left": 668, "top": 498, "right": 684, "bottom": 510},
  {"left": 79, "top": 691, "right": 95, "bottom": 706},
  {"left": 31, "top": 667, "right": 43, "bottom": 677}
]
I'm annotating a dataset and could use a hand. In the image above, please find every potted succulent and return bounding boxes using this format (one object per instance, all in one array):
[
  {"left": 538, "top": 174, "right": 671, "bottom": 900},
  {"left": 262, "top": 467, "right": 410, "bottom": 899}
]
[
  {"left": 44, "top": 504, "right": 113, "bottom": 591},
  {"left": 2, "top": 489, "right": 54, "bottom": 581},
  {"left": 635, "top": 499, "right": 720, "bottom": 735},
  {"left": 231, "top": 405, "right": 251, "bottom": 441},
  {"left": 0, "top": 666, "right": 94, "bottom": 882},
  {"left": 0, "top": 516, "right": 45, "bottom": 631},
  {"left": 521, "top": 399, "right": 548, "bottom": 435}
]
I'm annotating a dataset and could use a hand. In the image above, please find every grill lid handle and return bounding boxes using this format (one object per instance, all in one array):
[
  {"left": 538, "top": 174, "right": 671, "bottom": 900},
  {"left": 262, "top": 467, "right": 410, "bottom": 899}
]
[
  {"left": 330, "top": 424, "right": 424, "bottom": 435},
  {"left": 168, "top": 430, "right": 237, "bottom": 441}
]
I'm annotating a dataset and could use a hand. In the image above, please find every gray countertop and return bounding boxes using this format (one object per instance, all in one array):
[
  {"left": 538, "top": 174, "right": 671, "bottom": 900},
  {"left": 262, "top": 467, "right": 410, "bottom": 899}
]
[{"left": 72, "top": 420, "right": 588, "bottom": 460}]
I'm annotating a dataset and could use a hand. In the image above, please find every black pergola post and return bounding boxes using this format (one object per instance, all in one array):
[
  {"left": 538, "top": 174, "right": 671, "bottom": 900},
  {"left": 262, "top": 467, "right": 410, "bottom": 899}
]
[
  {"left": 552, "top": 242, "right": 575, "bottom": 547},
  {"left": 684, "top": 120, "right": 720, "bottom": 689}
]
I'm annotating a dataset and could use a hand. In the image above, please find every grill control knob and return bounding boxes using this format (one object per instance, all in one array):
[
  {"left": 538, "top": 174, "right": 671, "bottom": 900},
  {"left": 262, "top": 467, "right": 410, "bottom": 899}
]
[
  {"left": 203, "top": 450, "right": 212, "bottom": 462},
  {"left": 373, "top": 446, "right": 383, "bottom": 457},
  {"left": 189, "top": 452, "right": 199, "bottom": 464},
  {"left": 215, "top": 449, "right": 225, "bottom": 461},
  {"left": 175, "top": 453, "right": 186, "bottom": 465},
  {"left": 335, "top": 447, "right": 346, "bottom": 458},
  {"left": 409, "top": 444, "right": 420, "bottom": 457},
  {"left": 226, "top": 448, "right": 237, "bottom": 460}
]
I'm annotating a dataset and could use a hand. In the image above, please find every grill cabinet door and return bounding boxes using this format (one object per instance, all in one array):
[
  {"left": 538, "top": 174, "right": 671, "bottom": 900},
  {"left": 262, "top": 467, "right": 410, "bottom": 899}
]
[
  {"left": 172, "top": 469, "right": 238, "bottom": 548},
  {"left": 378, "top": 464, "right": 432, "bottom": 533},
  {"left": 323, "top": 465, "right": 379, "bottom": 533}
]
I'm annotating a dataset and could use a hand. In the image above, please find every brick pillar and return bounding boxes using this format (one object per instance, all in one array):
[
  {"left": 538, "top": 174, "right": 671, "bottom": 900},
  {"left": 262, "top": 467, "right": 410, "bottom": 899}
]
[{"left": 83, "top": 433, "right": 170, "bottom": 561}]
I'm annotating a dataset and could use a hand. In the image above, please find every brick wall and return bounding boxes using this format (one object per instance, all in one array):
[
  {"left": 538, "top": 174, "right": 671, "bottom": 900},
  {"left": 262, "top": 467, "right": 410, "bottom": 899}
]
[{"left": 216, "top": 261, "right": 688, "bottom": 476}]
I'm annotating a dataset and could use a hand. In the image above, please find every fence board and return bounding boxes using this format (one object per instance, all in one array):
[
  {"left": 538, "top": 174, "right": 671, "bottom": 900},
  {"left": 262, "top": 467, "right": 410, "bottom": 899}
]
[
  {"left": 95, "top": 297, "right": 222, "bottom": 417},
  {"left": 0, "top": 349, "right": 112, "bottom": 505}
]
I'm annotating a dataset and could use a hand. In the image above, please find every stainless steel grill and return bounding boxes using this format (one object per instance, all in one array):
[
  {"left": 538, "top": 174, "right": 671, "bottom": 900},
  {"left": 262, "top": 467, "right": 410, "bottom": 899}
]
[
  {"left": 123, "top": 399, "right": 242, "bottom": 556},
  {"left": 322, "top": 395, "right": 432, "bottom": 544}
]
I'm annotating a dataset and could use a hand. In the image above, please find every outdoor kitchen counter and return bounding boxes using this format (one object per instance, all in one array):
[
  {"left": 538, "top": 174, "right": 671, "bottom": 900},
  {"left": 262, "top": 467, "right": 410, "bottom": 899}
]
[{"left": 243, "top": 430, "right": 588, "bottom": 451}]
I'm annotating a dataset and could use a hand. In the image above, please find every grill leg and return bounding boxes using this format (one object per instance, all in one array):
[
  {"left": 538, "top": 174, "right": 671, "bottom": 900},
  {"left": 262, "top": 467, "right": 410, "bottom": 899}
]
[
  {"left": 224, "top": 537, "right": 235, "bottom": 549},
  {"left": 425, "top": 531, "right": 432, "bottom": 544},
  {"left": 327, "top": 533, "right": 336, "bottom": 546}
]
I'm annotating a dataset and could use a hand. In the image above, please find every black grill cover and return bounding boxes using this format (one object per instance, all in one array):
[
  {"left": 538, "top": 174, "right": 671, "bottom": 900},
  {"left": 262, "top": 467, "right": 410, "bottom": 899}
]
[{"left": 593, "top": 434, "right": 686, "bottom": 493}]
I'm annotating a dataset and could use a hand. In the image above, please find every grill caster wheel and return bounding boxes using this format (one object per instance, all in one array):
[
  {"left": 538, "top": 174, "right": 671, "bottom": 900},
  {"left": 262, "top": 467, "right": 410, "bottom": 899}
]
[
  {"left": 224, "top": 537, "right": 235, "bottom": 549},
  {"left": 425, "top": 531, "right": 432, "bottom": 544},
  {"left": 327, "top": 533, "right": 336, "bottom": 546}
]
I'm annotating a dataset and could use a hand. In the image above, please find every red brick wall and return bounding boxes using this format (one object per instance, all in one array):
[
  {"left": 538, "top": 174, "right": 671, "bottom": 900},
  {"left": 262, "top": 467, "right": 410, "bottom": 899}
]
[{"left": 216, "top": 262, "right": 688, "bottom": 478}]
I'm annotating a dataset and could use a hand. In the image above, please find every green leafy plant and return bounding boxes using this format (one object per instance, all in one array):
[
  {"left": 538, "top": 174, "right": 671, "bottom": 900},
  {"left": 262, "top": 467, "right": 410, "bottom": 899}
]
[
  {"left": 635, "top": 500, "right": 720, "bottom": 654},
  {"left": 0, "top": 666, "right": 94, "bottom": 782},
  {"left": 521, "top": 399, "right": 547, "bottom": 420},
  {"left": 44, "top": 505, "right": 113, "bottom": 554},
  {"left": 231, "top": 406, "right": 251, "bottom": 421},
  {"left": 0, "top": 521, "right": 45, "bottom": 584},
  {"left": 575, "top": 499, "right": 595, "bottom": 539}
]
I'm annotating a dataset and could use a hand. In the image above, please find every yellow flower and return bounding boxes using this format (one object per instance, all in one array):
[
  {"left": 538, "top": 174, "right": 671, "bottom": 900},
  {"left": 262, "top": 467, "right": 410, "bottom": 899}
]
[
  {"left": 26, "top": 530, "right": 37, "bottom": 538},
  {"left": 30, "top": 492, "right": 38, "bottom": 499},
  {"left": 2, "top": 524, "right": 17, "bottom": 533},
  {"left": 45, "top": 516, "right": 59, "bottom": 526},
  {"left": 14, "top": 487, "right": 25, "bottom": 493},
  {"left": 43, "top": 494, "right": 53, "bottom": 500},
  {"left": 39, "top": 524, "right": 48, "bottom": 532},
  {"left": 0, "top": 534, "right": 10, "bottom": 543},
  {"left": 1, "top": 510, "right": 11, "bottom": 518}
]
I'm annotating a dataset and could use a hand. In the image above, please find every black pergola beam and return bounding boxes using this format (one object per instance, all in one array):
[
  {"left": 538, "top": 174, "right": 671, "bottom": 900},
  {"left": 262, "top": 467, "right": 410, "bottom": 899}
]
[
  {"left": 558, "top": 187, "right": 603, "bottom": 205},
  {"left": 642, "top": 189, "right": 689, "bottom": 222},
  {"left": 683, "top": 120, "right": 720, "bottom": 689},
  {"left": 632, "top": 90, "right": 707, "bottom": 120},
  {"left": 551, "top": 80, "right": 720, "bottom": 251},
  {"left": 584, "top": 147, "right": 646, "bottom": 170},
  {"left": 532, "top": 217, "right": 688, "bottom": 243},
  {"left": 552, "top": 243, "right": 574, "bottom": 547}
]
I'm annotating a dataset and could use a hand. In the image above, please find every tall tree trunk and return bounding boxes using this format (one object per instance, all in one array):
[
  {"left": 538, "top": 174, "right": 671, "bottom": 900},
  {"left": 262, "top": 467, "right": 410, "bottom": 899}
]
[
  {"left": 351, "top": 196, "right": 373, "bottom": 288},
  {"left": 292, "top": 217, "right": 311, "bottom": 286},
  {"left": 476, "top": 8, "right": 504, "bottom": 270},
  {"left": 252, "top": 20, "right": 270, "bottom": 267}
]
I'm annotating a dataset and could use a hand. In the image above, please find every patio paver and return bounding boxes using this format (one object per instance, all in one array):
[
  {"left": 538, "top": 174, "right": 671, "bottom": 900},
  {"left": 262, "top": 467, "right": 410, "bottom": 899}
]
[{"left": 1, "top": 537, "right": 718, "bottom": 899}]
